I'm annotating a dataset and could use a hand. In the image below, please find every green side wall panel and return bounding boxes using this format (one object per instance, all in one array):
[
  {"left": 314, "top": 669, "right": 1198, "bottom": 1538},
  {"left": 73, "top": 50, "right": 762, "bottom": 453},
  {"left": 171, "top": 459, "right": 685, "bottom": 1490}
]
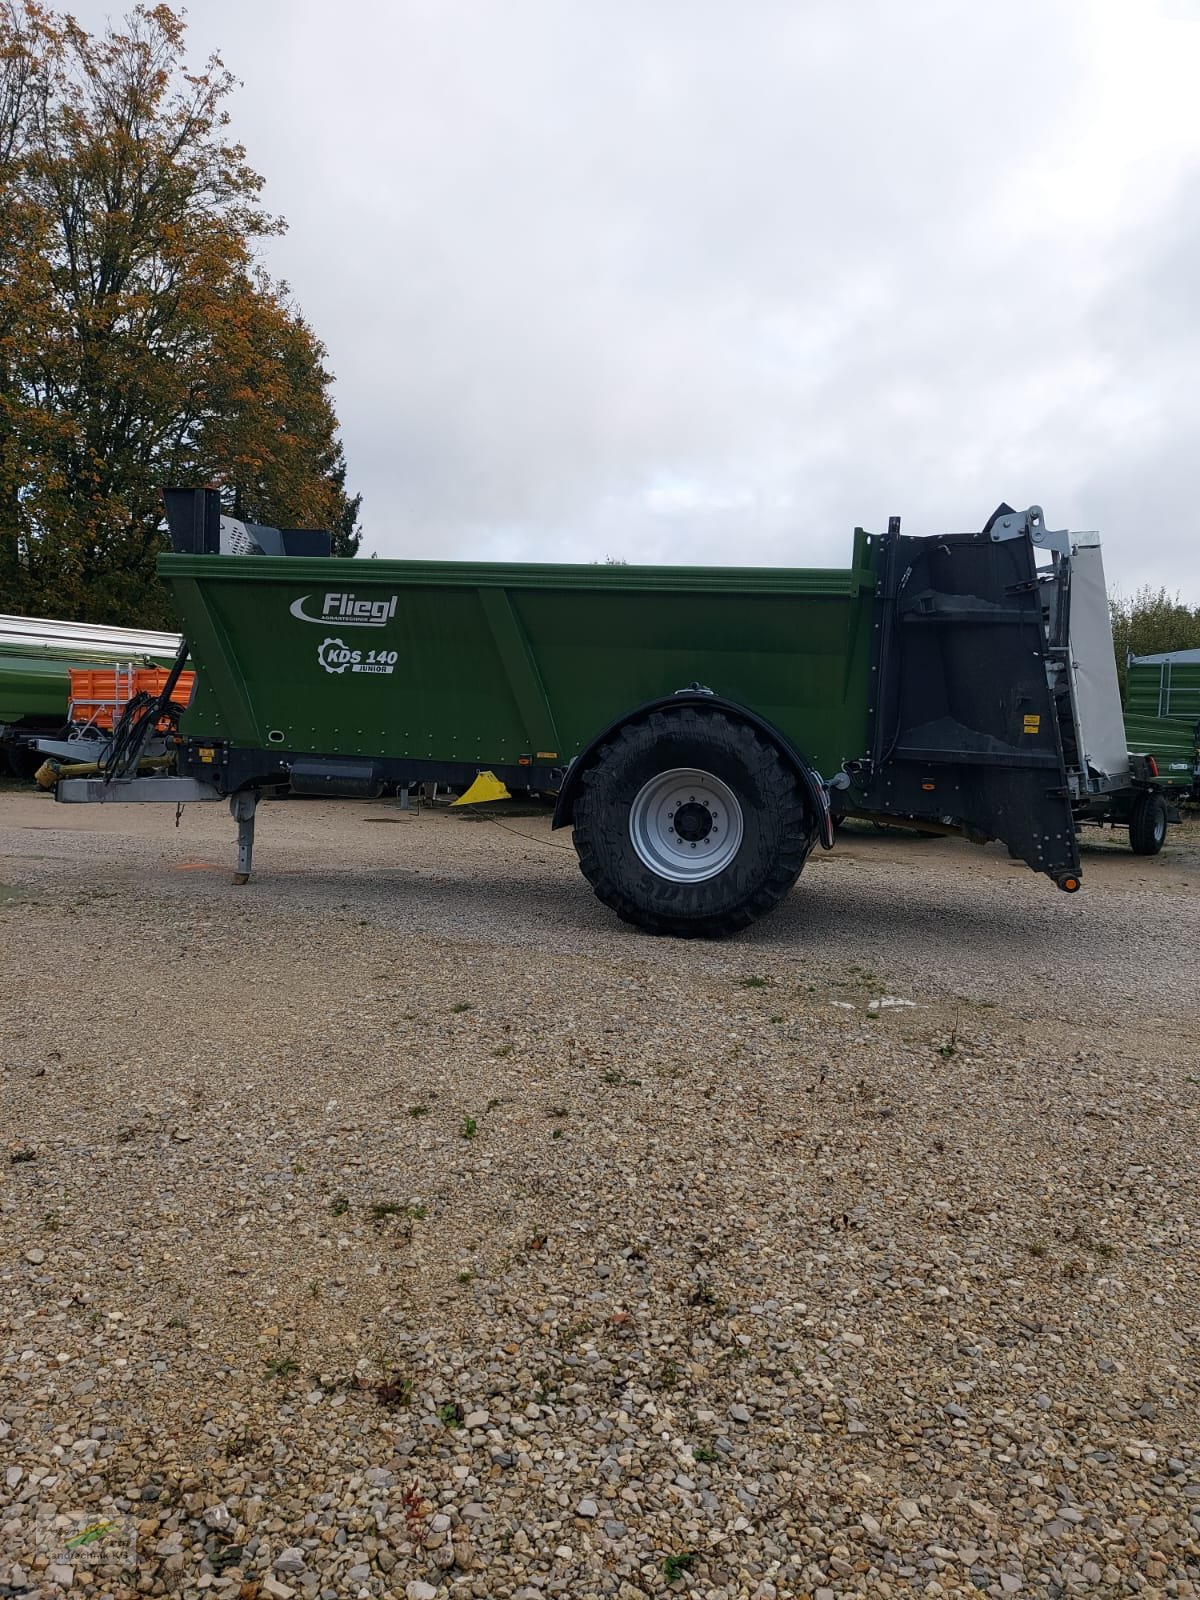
[
  {"left": 1125, "top": 655, "right": 1200, "bottom": 788},
  {"left": 0, "top": 651, "right": 74, "bottom": 726},
  {"left": 159, "top": 540, "right": 882, "bottom": 776}
]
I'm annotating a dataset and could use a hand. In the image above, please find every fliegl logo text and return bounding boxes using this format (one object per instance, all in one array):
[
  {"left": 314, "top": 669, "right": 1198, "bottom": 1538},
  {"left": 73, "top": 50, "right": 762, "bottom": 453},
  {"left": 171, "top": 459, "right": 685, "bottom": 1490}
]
[
  {"left": 290, "top": 592, "right": 398, "bottom": 627},
  {"left": 317, "top": 637, "right": 398, "bottom": 676}
]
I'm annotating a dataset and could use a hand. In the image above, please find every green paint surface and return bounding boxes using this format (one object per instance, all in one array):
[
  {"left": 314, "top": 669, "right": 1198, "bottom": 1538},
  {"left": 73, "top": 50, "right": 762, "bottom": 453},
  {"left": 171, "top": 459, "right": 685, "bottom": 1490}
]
[
  {"left": 1125, "top": 655, "right": 1200, "bottom": 789},
  {"left": 160, "top": 534, "right": 882, "bottom": 775},
  {"left": 0, "top": 650, "right": 75, "bottom": 726}
]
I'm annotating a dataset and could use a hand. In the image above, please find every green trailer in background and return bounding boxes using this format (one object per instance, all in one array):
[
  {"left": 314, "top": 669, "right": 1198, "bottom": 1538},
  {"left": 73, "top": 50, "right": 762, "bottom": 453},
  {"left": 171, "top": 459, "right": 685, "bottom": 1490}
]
[
  {"left": 52, "top": 491, "right": 1171, "bottom": 937},
  {"left": 1125, "top": 649, "right": 1200, "bottom": 800},
  {"left": 0, "top": 615, "right": 182, "bottom": 777}
]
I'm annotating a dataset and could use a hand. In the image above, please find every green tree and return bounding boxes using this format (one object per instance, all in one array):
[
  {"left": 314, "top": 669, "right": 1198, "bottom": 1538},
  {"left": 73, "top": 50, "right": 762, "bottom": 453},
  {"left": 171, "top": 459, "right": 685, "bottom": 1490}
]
[
  {"left": 0, "top": 1, "right": 360, "bottom": 627},
  {"left": 1109, "top": 585, "right": 1200, "bottom": 701}
]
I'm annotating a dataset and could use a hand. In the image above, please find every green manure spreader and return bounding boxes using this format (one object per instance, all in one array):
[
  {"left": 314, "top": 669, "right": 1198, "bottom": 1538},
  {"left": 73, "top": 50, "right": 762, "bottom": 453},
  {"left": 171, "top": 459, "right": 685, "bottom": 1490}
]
[
  {"left": 54, "top": 489, "right": 1175, "bottom": 938},
  {"left": 1124, "top": 649, "right": 1200, "bottom": 801}
]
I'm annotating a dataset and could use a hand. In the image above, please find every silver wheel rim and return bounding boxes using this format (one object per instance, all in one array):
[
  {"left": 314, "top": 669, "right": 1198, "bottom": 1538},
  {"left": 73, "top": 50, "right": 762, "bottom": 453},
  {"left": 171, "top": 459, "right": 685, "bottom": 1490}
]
[{"left": 629, "top": 767, "right": 744, "bottom": 882}]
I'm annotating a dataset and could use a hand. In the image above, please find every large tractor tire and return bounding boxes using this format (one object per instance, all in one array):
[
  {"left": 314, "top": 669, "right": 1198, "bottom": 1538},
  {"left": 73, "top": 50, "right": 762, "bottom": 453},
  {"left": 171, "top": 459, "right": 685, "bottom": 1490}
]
[
  {"left": 571, "top": 706, "right": 815, "bottom": 938},
  {"left": 1128, "top": 792, "right": 1168, "bottom": 855}
]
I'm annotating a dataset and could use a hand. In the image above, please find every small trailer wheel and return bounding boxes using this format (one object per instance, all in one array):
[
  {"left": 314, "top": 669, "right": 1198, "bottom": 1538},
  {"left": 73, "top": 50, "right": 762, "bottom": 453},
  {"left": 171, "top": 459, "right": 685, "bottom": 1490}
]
[
  {"left": 5, "top": 743, "right": 43, "bottom": 783},
  {"left": 1128, "top": 792, "right": 1168, "bottom": 855},
  {"left": 572, "top": 706, "right": 815, "bottom": 938}
]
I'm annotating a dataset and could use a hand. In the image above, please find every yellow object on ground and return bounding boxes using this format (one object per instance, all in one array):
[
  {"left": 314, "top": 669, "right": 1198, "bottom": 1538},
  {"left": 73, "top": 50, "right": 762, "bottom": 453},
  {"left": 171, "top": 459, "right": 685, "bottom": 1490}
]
[{"left": 451, "top": 770, "right": 512, "bottom": 806}]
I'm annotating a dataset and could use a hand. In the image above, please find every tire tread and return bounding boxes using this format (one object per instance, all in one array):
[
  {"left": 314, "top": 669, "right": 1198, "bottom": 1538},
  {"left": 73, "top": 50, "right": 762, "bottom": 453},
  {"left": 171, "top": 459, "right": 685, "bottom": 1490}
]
[
  {"left": 572, "top": 707, "right": 812, "bottom": 938},
  {"left": 1128, "top": 792, "right": 1167, "bottom": 856}
]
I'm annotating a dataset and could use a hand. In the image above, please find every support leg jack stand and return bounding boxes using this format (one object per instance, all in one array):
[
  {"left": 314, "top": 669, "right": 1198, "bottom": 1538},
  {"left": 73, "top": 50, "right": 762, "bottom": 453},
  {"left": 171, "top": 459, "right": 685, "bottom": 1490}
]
[{"left": 230, "top": 791, "right": 258, "bottom": 884}]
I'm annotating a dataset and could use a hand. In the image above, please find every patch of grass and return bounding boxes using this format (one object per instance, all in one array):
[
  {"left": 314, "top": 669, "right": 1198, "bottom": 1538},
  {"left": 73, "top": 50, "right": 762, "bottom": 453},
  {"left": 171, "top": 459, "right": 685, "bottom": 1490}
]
[
  {"left": 460, "top": 1116, "right": 478, "bottom": 1140},
  {"left": 601, "top": 1068, "right": 641, "bottom": 1087},
  {"left": 486, "top": 1096, "right": 504, "bottom": 1112},
  {"left": 210, "top": 1544, "right": 244, "bottom": 1573},
  {"left": 688, "top": 1284, "right": 725, "bottom": 1312},
  {"left": 937, "top": 1008, "right": 962, "bottom": 1058},
  {"left": 265, "top": 1355, "right": 298, "bottom": 1379},
  {"left": 769, "top": 1014, "right": 784, "bottom": 1024},
  {"left": 550, "top": 1127, "right": 564, "bottom": 1139},
  {"left": 408, "top": 1103, "right": 430, "bottom": 1117},
  {"left": 692, "top": 1444, "right": 717, "bottom": 1464},
  {"left": 657, "top": 1359, "right": 681, "bottom": 1389},
  {"left": 662, "top": 1550, "right": 699, "bottom": 1582},
  {"left": 329, "top": 1193, "right": 349, "bottom": 1217},
  {"left": 437, "top": 1401, "right": 463, "bottom": 1428},
  {"left": 1062, "top": 1220, "right": 1114, "bottom": 1259},
  {"left": 560, "top": 1319, "right": 591, "bottom": 1343},
  {"left": 546, "top": 1105, "right": 569, "bottom": 1119},
  {"left": 376, "top": 1372, "right": 413, "bottom": 1409},
  {"left": 739, "top": 975, "right": 770, "bottom": 989},
  {"left": 370, "top": 1200, "right": 427, "bottom": 1222},
  {"left": 308, "top": 1281, "right": 320, "bottom": 1300},
  {"left": 291, "top": 1162, "right": 305, "bottom": 1175},
  {"left": 451, "top": 1002, "right": 473, "bottom": 1014},
  {"left": 457, "top": 1269, "right": 475, "bottom": 1284},
  {"left": 1026, "top": 1238, "right": 1049, "bottom": 1259},
  {"left": 493, "top": 1043, "right": 514, "bottom": 1058},
  {"left": 9, "top": 1147, "right": 36, "bottom": 1164},
  {"left": 43, "top": 1211, "right": 60, "bottom": 1231}
]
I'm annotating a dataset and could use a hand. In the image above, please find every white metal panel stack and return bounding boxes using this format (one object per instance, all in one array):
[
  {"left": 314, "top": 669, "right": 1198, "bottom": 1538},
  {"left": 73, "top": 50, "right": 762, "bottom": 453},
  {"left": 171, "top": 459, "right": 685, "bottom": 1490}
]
[{"left": 0, "top": 614, "right": 182, "bottom": 661}]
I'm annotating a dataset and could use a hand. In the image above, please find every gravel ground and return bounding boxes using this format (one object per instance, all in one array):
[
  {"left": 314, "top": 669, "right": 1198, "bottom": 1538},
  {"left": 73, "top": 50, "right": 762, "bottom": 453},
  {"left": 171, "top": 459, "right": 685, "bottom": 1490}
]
[{"left": 1, "top": 791, "right": 1198, "bottom": 1600}]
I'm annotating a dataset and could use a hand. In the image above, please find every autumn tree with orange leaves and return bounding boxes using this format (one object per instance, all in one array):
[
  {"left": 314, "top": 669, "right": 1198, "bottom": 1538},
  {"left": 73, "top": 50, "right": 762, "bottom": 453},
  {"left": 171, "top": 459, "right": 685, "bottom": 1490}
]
[{"left": 0, "top": 2, "right": 360, "bottom": 626}]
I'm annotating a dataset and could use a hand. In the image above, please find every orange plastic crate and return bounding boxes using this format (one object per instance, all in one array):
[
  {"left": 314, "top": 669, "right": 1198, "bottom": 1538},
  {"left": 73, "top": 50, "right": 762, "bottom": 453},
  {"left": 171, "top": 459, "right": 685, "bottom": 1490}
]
[{"left": 69, "top": 666, "right": 195, "bottom": 732}]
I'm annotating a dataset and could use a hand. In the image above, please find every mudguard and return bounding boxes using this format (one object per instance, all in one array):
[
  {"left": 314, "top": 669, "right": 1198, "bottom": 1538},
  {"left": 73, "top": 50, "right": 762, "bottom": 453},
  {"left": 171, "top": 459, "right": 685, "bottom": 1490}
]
[{"left": 551, "top": 689, "right": 835, "bottom": 849}]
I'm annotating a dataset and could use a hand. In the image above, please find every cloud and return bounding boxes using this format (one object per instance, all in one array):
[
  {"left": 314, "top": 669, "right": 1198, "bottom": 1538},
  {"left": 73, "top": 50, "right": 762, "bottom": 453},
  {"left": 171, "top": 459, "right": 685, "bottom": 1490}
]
[{"left": 66, "top": 0, "right": 1200, "bottom": 591}]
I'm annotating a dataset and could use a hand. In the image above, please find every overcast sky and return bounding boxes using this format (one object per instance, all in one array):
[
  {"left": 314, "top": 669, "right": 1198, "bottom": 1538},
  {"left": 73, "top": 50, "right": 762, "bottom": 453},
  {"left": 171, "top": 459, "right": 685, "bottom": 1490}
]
[{"left": 73, "top": 1, "right": 1200, "bottom": 591}]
